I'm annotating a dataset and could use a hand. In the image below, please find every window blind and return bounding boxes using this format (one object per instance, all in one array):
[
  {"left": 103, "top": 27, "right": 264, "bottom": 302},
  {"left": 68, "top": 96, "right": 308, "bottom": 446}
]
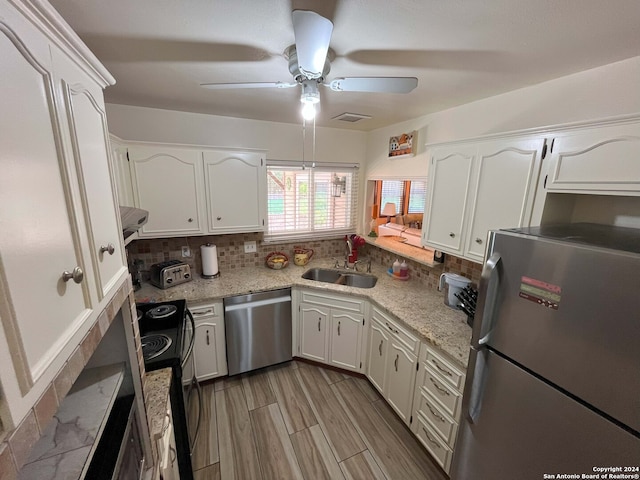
[
  {"left": 266, "top": 162, "right": 359, "bottom": 241},
  {"left": 408, "top": 180, "right": 427, "bottom": 214},
  {"left": 379, "top": 180, "right": 405, "bottom": 215}
]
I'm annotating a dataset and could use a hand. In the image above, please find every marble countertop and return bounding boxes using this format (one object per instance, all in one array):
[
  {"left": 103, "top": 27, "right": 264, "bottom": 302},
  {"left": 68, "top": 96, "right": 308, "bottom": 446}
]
[
  {"left": 144, "top": 368, "right": 172, "bottom": 442},
  {"left": 136, "top": 259, "right": 472, "bottom": 368},
  {"left": 18, "top": 364, "right": 125, "bottom": 480}
]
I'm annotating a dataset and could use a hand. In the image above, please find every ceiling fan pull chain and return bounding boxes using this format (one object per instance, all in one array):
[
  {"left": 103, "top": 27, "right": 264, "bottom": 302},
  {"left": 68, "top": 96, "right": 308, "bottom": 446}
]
[{"left": 302, "top": 117, "right": 306, "bottom": 169}]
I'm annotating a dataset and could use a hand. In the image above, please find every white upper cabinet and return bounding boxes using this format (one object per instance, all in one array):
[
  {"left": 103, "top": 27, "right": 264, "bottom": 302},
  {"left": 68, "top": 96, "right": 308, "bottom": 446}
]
[
  {"left": 0, "top": 11, "right": 92, "bottom": 388},
  {"left": 545, "top": 121, "right": 640, "bottom": 194},
  {"left": 422, "top": 145, "right": 475, "bottom": 255},
  {"left": 128, "top": 146, "right": 205, "bottom": 237},
  {"left": 422, "top": 136, "right": 545, "bottom": 263},
  {"left": 203, "top": 150, "right": 266, "bottom": 233},
  {"left": 52, "top": 49, "right": 127, "bottom": 301},
  {"left": 463, "top": 137, "right": 545, "bottom": 262}
]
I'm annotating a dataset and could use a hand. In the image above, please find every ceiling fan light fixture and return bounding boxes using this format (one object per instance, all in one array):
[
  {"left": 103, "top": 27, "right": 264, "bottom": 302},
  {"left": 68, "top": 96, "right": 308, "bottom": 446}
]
[{"left": 301, "top": 102, "right": 316, "bottom": 120}]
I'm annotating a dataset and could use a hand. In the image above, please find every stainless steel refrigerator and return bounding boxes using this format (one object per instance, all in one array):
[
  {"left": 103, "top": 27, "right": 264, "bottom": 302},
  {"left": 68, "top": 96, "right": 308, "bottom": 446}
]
[{"left": 451, "top": 223, "right": 640, "bottom": 480}]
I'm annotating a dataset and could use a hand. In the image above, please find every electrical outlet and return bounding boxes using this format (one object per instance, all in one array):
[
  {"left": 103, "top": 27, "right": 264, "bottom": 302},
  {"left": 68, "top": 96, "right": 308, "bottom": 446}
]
[
  {"left": 181, "top": 246, "right": 191, "bottom": 257},
  {"left": 244, "top": 241, "right": 257, "bottom": 253}
]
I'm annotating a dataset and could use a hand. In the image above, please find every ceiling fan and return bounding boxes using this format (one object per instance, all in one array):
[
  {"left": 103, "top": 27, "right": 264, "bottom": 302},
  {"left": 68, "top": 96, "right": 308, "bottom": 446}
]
[{"left": 200, "top": 10, "right": 418, "bottom": 120}]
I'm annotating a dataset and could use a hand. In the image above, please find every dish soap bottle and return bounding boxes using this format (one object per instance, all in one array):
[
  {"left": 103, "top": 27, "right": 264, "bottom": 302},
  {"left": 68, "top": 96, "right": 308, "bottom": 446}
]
[
  {"left": 392, "top": 258, "right": 401, "bottom": 277},
  {"left": 400, "top": 260, "right": 409, "bottom": 278}
]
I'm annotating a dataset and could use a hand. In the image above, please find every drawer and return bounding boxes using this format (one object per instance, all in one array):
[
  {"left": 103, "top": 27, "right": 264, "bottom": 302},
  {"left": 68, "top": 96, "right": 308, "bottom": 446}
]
[
  {"left": 301, "top": 290, "right": 365, "bottom": 314},
  {"left": 372, "top": 306, "right": 419, "bottom": 355},
  {"left": 421, "top": 342, "right": 466, "bottom": 391},
  {"left": 419, "top": 364, "right": 463, "bottom": 419},
  {"left": 414, "top": 413, "right": 453, "bottom": 473},
  {"left": 190, "top": 301, "right": 222, "bottom": 318},
  {"left": 414, "top": 389, "right": 458, "bottom": 446}
]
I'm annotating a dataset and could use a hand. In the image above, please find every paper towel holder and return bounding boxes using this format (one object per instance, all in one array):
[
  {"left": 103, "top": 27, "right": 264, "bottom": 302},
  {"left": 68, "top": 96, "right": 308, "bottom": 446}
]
[{"left": 201, "top": 243, "right": 221, "bottom": 279}]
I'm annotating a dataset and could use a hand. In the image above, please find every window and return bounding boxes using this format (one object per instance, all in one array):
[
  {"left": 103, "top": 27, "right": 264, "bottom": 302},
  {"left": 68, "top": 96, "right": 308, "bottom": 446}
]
[
  {"left": 375, "top": 180, "right": 427, "bottom": 216},
  {"left": 266, "top": 161, "right": 359, "bottom": 241}
]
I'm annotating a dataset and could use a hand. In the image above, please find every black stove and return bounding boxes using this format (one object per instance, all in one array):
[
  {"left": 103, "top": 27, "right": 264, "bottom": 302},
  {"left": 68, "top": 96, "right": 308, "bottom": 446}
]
[{"left": 137, "top": 299, "right": 186, "bottom": 371}]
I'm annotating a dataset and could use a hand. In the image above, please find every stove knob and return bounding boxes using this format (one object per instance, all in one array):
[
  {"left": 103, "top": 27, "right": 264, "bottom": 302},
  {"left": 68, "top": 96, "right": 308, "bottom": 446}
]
[{"left": 167, "top": 278, "right": 173, "bottom": 283}]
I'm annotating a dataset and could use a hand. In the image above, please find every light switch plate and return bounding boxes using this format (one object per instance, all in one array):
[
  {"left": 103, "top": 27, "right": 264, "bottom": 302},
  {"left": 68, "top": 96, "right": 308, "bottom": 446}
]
[
  {"left": 181, "top": 246, "right": 191, "bottom": 257},
  {"left": 244, "top": 241, "right": 257, "bottom": 253}
]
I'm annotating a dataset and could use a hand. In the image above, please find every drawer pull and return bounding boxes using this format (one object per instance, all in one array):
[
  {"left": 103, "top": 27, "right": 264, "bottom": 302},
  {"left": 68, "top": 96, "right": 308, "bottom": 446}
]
[
  {"left": 431, "top": 360, "right": 453, "bottom": 377},
  {"left": 378, "top": 340, "right": 383, "bottom": 356},
  {"left": 206, "top": 329, "right": 210, "bottom": 345},
  {"left": 449, "top": 232, "right": 456, "bottom": 238},
  {"left": 338, "top": 321, "right": 341, "bottom": 336},
  {"left": 427, "top": 403, "right": 446, "bottom": 422},
  {"left": 394, "top": 354, "right": 399, "bottom": 372},
  {"left": 318, "top": 318, "right": 321, "bottom": 332},
  {"left": 475, "top": 237, "right": 483, "bottom": 245},
  {"left": 193, "top": 309, "right": 214, "bottom": 316},
  {"left": 385, "top": 322, "right": 399, "bottom": 334},
  {"left": 422, "top": 427, "right": 441, "bottom": 449},
  {"left": 430, "top": 377, "right": 450, "bottom": 396}
]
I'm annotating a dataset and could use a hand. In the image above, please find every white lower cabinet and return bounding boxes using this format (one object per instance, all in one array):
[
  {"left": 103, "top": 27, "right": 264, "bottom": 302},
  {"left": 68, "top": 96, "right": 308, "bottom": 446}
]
[
  {"left": 412, "top": 342, "right": 466, "bottom": 474},
  {"left": 183, "top": 302, "right": 227, "bottom": 382},
  {"left": 156, "top": 395, "right": 179, "bottom": 480},
  {"left": 367, "top": 307, "right": 419, "bottom": 426},
  {"left": 297, "top": 290, "right": 365, "bottom": 373}
]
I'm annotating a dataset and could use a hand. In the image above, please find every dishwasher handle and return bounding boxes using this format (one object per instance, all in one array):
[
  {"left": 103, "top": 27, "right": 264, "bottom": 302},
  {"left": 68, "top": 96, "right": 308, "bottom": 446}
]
[{"left": 224, "top": 294, "right": 292, "bottom": 313}]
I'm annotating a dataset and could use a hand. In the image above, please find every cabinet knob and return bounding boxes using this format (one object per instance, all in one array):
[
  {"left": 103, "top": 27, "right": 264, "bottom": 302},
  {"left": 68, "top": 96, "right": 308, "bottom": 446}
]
[
  {"left": 99, "top": 243, "right": 115, "bottom": 255},
  {"left": 475, "top": 238, "right": 483, "bottom": 244},
  {"left": 216, "top": 216, "right": 222, "bottom": 221},
  {"left": 188, "top": 218, "right": 194, "bottom": 223},
  {"left": 449, "top": 232, "right": 456, "bottom": 238},
  {"left": 62, "top": 266, "right": 84, "bottom": 284}
]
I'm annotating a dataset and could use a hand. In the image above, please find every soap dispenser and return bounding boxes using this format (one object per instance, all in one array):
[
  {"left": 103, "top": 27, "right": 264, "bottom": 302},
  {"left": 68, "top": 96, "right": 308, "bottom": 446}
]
[
  {"left": 392, "top": 258, "right": 401, "bottom": 277},
  {"left": 400, "top": 259, "right": 409, "bottom": 278}
]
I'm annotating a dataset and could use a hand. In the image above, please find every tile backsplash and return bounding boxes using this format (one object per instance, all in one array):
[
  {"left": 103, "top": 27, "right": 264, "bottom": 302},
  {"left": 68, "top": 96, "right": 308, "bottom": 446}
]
[{"left": 128, "top": 233, "right": 482, "bottom": 290}]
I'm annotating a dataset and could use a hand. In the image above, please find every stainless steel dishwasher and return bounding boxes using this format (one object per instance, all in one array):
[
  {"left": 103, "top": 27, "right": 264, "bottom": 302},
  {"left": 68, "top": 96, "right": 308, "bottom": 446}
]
[{"left": 224, "top": 288, "right": 292, "bottom": 375}]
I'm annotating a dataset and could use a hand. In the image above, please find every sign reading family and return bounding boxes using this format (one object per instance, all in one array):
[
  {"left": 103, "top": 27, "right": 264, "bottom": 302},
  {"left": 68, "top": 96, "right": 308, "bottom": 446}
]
[{"left": 388, "top": 130, "right": 416, "bottom": 158}]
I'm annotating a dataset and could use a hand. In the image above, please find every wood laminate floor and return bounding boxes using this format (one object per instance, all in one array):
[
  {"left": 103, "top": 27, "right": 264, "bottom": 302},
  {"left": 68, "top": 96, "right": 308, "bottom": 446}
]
[{"left": 187, "top": 361, "right": 447, "bottom": 480}]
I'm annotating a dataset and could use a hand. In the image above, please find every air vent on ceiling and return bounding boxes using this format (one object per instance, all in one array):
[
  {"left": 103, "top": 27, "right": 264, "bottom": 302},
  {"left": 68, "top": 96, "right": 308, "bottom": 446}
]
[{"left": 332, "top": 112, "right": 372, "bottom": 123}]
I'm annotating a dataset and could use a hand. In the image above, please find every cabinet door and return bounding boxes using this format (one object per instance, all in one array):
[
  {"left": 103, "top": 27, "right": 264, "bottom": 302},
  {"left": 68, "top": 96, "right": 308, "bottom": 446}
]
[
  {"left": 546, "top": 122, "right": 640, "bottom": 193},
  {"left": 0, "top": 17, "right": 92, "bottom": 388},
  {"left": 193, "top": 320, "right": 227, "bottom": 382},
  {"left": 422, "top": 145, "right": 475, "bottom": 254},
  {"left": 110, "top": 135, "right": 135, "bottom": 207},
  {"left": 367, "top": 319, "right": 389, "bottom": 394},
  {"left": 328, "top": 310, "right": 363, "bottom": 372},
  {"left": 52, "top": 49, "right": 127, "bottom": 301},
  {"left": 385, "top": 341, "right": 417, "bottom": 425},
  {"left": 129, "top": 145, "right": 205, "bottom": 237},
  {"left": 464, "top": 137, "right": 545, "bottom": 262},
  {"left": 203, "top": 150, "right": 266, "bottom": 233},
  {"left": 299, "top": 303, "right": 329, "bottom": 362}
]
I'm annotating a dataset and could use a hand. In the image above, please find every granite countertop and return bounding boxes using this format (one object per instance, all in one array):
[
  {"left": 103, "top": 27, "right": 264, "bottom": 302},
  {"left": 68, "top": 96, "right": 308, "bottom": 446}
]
[
  {"left": 136, "top": 260, "right": 472, "bottom": 368},
  {"left": 144, "top": 368, "right": 172, "bottom": 442}
]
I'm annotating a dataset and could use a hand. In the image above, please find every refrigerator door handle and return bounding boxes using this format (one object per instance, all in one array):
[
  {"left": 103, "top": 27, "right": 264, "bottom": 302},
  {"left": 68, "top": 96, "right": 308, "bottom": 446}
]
[
  {"left": 472, "top": 251, "right": 501, "bottom": 349},
  {"left": 462, "top": 346, "right": 489, "bottom": 424}
]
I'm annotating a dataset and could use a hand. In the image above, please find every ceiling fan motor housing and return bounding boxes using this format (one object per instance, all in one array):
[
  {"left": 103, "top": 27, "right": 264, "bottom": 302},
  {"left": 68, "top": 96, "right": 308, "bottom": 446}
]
[{"left": 287, "top": 46, "right": 331, "bottom": 83}]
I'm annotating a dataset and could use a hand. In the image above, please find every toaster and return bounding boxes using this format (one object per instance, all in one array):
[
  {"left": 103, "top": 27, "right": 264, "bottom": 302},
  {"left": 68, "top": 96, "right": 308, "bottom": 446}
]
[{"left": 149, "top": 260, "right": 192, "bottom": 289}]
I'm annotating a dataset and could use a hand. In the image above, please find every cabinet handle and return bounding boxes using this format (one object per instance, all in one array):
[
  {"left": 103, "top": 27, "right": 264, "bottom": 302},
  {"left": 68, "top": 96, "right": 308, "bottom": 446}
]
[
  {"left": 162, "top": 412, "right": 171, "bottom": 434},
  {"left": 449, "top": 232, "right": 456, "bottom": 238},
  {"left": 394, "top": 354, "right": 399, "bottom": 372},
  {"left": 430, "top": 377, "right": 450, "bottom": 396},
  {"left": 422, "top": 427, "right": 441, "bottom": 448},
  {"left": 169, "top": 444, "right": 177, "bottom": 464},
  {"left": 188, "top": 218, "right": 194, "bottom": 222},
  {"left": 431, "top": 360, "right": 453, "bottom": 377},
  {"left": 62, "top": 266, "right": 84, "bottom": 284},
  {"left": 217, "top": 216, "right": 222, "bottom": 221},
  {"left": 385, "top": 323, "right": 399, "bottom": 334},
  {"left": 379, "top": 340, "right": 383, "bottom": 356},
  {"left": 99, "top": 243, "right": 115, "bottom": 255},
  {"left": 206, "top": 329, "right": 210, "bottom": 345},
  {"left": 475, "top": 238, "right": 483, "bottom": 244},
  {"left": 427, "top": 403, "right": 446, "bottom": 422},
  {"left": 318, "top": 318, "right": 321, "bottom": 332},
  {"left": 193, "top": 309, "right": 214, "bottom": 316},
  {"left": 337, "top": 321, "right": 341, "bottom": 336}
]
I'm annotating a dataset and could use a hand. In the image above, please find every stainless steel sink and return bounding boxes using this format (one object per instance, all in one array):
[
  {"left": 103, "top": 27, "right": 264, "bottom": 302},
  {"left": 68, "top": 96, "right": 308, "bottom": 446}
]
[{"left": 301, "top": 268, "right": 378, "bottom": 289}]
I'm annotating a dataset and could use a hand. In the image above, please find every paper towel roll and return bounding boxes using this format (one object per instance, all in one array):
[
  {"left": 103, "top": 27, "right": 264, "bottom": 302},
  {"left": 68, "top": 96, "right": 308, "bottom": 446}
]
[{"left": 201, "top": 244, "right": 219, "bottom": 277}]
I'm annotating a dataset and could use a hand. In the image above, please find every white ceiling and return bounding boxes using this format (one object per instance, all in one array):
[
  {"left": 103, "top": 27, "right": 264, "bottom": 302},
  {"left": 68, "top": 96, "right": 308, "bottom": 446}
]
[{"left": 49, "top": 0, "right": 640, "bottom": 131}]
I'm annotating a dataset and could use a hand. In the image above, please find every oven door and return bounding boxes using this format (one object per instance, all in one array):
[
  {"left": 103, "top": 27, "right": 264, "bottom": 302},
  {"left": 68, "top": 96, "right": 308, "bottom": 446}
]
[{"left": 181, "top": 309, "right": 203, "bottom": 450}]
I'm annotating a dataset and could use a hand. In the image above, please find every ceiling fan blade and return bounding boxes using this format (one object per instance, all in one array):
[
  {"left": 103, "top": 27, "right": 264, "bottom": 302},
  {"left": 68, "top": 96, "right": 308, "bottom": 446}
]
[
  {"left": 328, "top": 77, "right": 418, "bottom": 94},
  {"left": 201, "top": 82, "right": 298, "bottom": 90},
  {"left": 292, "top": 10, "right": 333, "bottom": 79}
]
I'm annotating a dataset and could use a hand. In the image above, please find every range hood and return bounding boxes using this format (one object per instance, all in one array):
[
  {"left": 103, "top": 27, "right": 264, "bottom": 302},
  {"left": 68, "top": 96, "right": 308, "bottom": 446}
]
[{"left": 120, "top": 206, "right": 148, "bottom": 241}]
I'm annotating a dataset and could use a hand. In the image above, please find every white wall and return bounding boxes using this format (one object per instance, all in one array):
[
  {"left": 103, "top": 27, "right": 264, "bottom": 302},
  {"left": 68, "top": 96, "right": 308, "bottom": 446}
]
[
  {"left": 105, "top": 104, "right": 367, "bottom": 165},
  {"left": 365, "top": 56, "right": 640, "bottom": 179}
]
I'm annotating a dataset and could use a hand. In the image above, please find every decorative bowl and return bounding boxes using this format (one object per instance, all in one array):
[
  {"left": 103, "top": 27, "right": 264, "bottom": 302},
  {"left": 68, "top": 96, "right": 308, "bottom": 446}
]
[{"left": 266, "top": 252, "right": 289, "bottom": 269}]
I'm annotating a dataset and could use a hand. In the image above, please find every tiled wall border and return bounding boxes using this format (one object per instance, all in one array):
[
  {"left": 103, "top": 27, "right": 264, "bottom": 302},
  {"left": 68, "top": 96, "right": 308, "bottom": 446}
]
[{"left": 0, "top": 278, "right": 140, "bottom": 479}]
